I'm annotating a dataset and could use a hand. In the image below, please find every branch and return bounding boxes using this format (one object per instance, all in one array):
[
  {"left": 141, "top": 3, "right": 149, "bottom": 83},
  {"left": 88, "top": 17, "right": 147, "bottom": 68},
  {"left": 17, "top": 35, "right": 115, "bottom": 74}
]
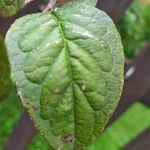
[
  {"left": 43, "top": 0, "right": 57, "bottom": 12},
  {"left": 97, "top": 0, "right": 133, "bottom": 23},
  {"left": 41, "top": 0, "right": 68, "bottom": 12},
  {"left": 4, "top": 112, "right": 36, "bottom": 150}
]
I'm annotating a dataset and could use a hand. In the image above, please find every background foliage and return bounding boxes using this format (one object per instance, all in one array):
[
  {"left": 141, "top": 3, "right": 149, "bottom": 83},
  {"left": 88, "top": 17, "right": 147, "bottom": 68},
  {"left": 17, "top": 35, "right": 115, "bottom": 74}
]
[{"left": 117, "top": 0, "right": 150, "bottom": 59}]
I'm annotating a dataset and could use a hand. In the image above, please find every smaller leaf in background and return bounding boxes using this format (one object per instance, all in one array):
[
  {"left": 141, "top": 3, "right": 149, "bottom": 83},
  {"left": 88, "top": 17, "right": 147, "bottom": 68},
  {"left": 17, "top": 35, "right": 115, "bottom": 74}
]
[
  {"left": 0, "top": 37, "right": 12, "bottom": 101},
  {"left": 0, "top": 0, "right": 32, "bottom": 18},
  {"left": 84, "top": 0, "right": 98, "bottom": 6},
  {"left": 70, "top": 0, "right": 98, "bottom": 6},
  {"left": 40, "top": 0, "right": 49, "bottom": 5},
  {"left": 142, "top": 5, "right": 150, "bottom": 40},
  {"left": 117, "top": 0, "right": 150, "bottom": 59},
  {"left": 40, "top": 0, "right": 98, "bottom": 7},
  {"left": 0, "top": 88, "right": 21, "bottom": 148}
]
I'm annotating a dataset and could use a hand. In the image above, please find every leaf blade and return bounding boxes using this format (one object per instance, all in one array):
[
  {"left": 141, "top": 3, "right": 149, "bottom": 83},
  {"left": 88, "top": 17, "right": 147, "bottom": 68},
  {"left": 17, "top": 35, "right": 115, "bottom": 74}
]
[
  {"left": 70, "top": 0, "right": 98, "bottom": 6},
  {"left": 6, "top": 2, "right": 124, "bottom": 149},
  {"left": 0, "top": 0, "right": 32, "bottom": 17},
  {"left": 0, "top": 37, "right": 12, "bottom": 101}
]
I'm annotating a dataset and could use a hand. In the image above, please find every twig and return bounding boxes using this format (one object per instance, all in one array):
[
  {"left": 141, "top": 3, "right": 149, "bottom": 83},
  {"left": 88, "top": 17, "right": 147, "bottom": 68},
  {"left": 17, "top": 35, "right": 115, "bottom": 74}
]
[
  {"left": 4, "top": 112, "right": 36, "bottom": 150},
  {"left": 43, "top": 0, "right": 57, "bottom": 12},
  {"left": 97, "top": 0, "right": 133, "bottom": 23}
]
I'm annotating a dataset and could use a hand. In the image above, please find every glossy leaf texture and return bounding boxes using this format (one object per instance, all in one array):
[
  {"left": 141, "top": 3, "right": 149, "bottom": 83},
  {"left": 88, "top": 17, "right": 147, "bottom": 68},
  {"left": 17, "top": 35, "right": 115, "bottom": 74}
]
[
  {"left": 6, "top": 2, "right": 124, "bottom": 149},
  {"left": 41, "top": 0, "right": 98, "bottom": 6},
  {"left": 85, "top": 0, "right": 98, "bottom": 6},
  {"left": 0, "top": 37, "right": 12, "bottom": 101},
  {"left": 0, "top": 0, "right": 31, "bottom": 17},
  {"left": 70, "top": 0, "right": 98, "bottom": 6}
]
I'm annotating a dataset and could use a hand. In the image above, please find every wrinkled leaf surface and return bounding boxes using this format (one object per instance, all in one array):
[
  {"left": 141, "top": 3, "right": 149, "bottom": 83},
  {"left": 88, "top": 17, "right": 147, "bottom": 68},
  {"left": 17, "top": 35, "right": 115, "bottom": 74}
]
[{"left": 6, "top": 2, "right": 124, "bottom": 149}]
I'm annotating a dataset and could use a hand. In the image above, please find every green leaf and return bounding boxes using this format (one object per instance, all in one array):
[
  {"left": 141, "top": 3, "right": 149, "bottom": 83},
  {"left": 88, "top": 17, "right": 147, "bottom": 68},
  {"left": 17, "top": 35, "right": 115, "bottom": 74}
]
[
  {"left": 117, "top": 0, "right": 150, "bottom": 59},
  {"left": 86, "top": 0, "right": 98, "bottom": 6},
  {"left": 0, "top": 0, "right": 31, "bottom": 17},
  {"left": 70, "top": 0, "right": 98, "bottom": 6},
  {"left": 6, "top": 2, "right": 124, "bottom": 149},
  {"left": 0, "top": 88, "right": 21, "bottom": 146},
  {"left": 0, "top": 37, "right": 12, "bottom": 101},
  {"left": 40, "top": 0, "right": 98, "bottom": 6}
]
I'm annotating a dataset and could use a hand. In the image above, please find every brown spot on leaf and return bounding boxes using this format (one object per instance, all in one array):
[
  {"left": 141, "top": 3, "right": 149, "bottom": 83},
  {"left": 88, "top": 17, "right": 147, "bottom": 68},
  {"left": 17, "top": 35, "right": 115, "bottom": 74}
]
[
  {"left": 61, "top": 134, "right": 74, "bottom": 143},
  {"left": 33, "top": 106, "right": 38, "bottom": 112}
]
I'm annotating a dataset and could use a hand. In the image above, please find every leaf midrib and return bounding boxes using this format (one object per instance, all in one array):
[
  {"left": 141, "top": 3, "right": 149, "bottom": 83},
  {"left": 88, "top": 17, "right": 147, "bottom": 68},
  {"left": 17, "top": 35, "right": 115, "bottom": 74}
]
[{"left": 52, "top": 12, "right": 76, "bottom": 149}]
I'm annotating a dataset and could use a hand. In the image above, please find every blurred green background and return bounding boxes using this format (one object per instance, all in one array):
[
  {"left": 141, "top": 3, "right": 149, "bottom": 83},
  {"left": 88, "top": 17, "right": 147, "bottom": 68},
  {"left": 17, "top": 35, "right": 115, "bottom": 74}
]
[{"left": 117, "top": 0, "right": 150, "bottom": 59}]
